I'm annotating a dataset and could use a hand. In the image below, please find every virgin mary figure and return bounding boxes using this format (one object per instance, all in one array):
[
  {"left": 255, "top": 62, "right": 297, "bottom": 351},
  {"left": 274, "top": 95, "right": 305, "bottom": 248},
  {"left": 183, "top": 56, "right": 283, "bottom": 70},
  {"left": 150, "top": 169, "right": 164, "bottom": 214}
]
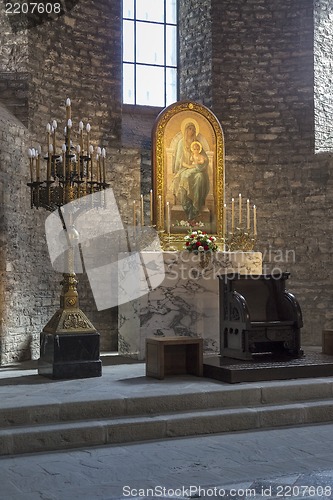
[{"left": 172, "top": 120, "right": 210, "bottom": 222}]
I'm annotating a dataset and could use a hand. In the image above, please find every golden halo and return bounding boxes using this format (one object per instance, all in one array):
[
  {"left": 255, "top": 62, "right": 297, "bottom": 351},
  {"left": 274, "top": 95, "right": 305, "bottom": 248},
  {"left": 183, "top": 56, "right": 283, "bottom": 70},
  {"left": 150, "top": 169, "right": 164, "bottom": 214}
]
[
  {"left": 190, "top": 141, "right": 202, "bottom": 152},
  {"left": 180, "top": 117, "right": 200, "bottom": 137}
]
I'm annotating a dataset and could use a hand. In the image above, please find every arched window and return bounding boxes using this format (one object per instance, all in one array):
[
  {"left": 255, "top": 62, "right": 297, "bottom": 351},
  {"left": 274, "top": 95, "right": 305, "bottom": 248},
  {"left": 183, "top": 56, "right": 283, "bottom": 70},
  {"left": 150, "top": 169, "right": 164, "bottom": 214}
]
[{"left": 122, "top": 0, "right": 178, "bottom": 107}]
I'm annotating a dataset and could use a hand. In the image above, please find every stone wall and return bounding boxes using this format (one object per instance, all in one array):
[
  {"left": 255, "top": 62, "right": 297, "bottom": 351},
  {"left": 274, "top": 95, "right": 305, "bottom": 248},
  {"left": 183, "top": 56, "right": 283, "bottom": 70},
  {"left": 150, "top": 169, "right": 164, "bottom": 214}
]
[
  {"left": 27, "top": 0, "right": 122, "bottom": 146},
  {"left": 178, "top": 0, "right": 333, "bottom": 345},
  {"left": 0, "top": 4, "right": 29, "bottom": 125},
  {"left": 178, "top": 0, "right": 213, "bottom": 107},
  {"left": 314, "top": 0, "right": 333, "bottom": 152},
  {"left": 0, "top": 103, "right": 58, "bottom": 364}
]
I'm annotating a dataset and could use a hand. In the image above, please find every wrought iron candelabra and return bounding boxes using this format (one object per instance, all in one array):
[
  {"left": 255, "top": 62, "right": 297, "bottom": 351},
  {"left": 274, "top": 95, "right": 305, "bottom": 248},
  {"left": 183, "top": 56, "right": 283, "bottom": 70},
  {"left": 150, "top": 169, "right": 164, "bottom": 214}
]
[{"left": 27, "top": 98, "right": 109, "bottom": 379}]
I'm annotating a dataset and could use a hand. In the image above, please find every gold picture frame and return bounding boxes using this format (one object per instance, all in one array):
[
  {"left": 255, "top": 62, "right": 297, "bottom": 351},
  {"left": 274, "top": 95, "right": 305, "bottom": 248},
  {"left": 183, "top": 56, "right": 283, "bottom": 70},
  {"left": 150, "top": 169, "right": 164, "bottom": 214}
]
[{"left": 152, "top": 100, "right": 225, "bottom": 247}]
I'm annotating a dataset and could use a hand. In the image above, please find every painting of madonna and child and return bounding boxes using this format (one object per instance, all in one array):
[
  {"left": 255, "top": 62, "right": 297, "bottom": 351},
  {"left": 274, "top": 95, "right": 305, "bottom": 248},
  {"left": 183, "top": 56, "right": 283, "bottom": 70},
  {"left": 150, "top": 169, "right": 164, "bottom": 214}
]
[{"left": 152, "top": 101, "right": 224, "bottom": 238}]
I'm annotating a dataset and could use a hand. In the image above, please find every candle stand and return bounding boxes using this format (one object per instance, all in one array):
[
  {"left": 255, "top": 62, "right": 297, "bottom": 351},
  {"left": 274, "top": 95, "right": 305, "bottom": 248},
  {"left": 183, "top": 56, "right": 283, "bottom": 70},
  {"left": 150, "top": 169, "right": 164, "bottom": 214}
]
[{"left": 27, "top": 99, "right": 109, "bottom": 379}]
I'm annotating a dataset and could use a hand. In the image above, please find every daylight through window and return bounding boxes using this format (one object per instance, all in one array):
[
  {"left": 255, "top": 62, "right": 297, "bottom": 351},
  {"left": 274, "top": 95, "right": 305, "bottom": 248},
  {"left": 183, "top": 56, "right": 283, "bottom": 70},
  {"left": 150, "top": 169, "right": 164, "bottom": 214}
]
[{"left": 122, "top": 0, "right": 178, "bottom": 107}]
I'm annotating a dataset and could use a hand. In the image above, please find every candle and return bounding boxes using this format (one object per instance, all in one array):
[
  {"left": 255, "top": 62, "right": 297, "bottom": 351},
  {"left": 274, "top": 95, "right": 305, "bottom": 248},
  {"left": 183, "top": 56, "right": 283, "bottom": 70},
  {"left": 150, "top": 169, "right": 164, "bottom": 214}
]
[
  {"left": 89, "top": 145, "right": 94, "bottom": 181},
  {"left": 62, "top": 144, "right": 66, "bottom": 179},
  {"left": 66, "top": 98, "right": 71, "bottom": 121},
  {"left": 166, "top": 201, "right": 171, "bottom": 234},
  {"left": 52, "top": 120, "right": 57, "bottom": 153},
  {"left": 46, "top": 123, "right": 51, "bottom": 151},
  {"left": 239, "top": 193, "right": 242, "bottom": 225},
  {"left": 102, "top": 148, "right": 106, "bottom": 184},
  {"left": 28, "top": 148, "right": 33, "bottom": 182},
  {"left": 97, "top": 146, "right": 101, "bottom": 183},
  {"left": 79, "top": 121, "right": 84, "bottom": 154},
  {"left": 150, "top": 189, "right": 153, "bottom": 225},
  {"left": 231, "top": 197, "right": 235, "bottom": 234},
  {"left": 253, "top": 205, "right": 257, "bottom": 236},
  {"left": 223, "top": 203, "right": 227, "bottom": 237},
  {"left": 76, "top": 145, "right": 81, "bottom": 178},
  {"left": 158, "top": 195, "right": 162, "bottom": 229},
  {"left": 86, "top": 123, "right": 91, "bottom": 154},
  {"left": 133, "top": 200, "right": 136, "bottom": 226},
  {"left": 140, "top": 194, "right": 144, "bottom": 226},
  {"left": 247, "top": 199, "right": 250, "bottom": 231}
]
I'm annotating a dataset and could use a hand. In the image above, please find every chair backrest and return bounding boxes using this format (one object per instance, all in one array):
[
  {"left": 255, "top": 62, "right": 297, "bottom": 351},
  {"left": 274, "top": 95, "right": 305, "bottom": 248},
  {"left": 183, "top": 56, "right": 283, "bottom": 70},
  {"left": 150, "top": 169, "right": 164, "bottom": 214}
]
[{"left": 231, "top": 276, "right": 282, "bottom": 322}]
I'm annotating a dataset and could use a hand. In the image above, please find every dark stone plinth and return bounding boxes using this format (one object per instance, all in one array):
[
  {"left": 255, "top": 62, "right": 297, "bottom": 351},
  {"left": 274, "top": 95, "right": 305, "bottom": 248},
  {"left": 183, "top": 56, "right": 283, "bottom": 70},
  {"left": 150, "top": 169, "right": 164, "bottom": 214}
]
[
  {"left": 38, "top": 332, "right": 102, "bottom": 379},
  {"left": 203, "top": 351, "right": 333, "bottom": 384}
]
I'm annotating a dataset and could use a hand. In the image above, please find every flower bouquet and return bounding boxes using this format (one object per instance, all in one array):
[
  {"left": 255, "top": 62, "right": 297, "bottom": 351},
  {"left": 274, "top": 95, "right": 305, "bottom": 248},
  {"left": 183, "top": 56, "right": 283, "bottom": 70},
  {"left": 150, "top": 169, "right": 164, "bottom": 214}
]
[{"left": 184, "top": 230, "right": 218, "bottom": 268}]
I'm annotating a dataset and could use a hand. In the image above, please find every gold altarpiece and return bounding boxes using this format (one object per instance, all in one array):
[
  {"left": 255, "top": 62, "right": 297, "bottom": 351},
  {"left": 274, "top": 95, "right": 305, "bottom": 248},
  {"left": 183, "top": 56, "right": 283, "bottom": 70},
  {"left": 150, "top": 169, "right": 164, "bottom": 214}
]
[{"left": 152, "top": 100, "right": 225, "bottom": 248}]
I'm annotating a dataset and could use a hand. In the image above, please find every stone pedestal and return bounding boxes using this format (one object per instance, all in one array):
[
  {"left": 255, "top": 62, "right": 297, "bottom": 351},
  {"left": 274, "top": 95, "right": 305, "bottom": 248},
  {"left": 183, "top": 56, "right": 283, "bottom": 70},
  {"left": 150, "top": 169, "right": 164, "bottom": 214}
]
[
  {"left": 38, "top": 332, "right": 102, "bottom": 379},
  {"left": 118, "top": 250, "right": 262, "bottom": 360}
]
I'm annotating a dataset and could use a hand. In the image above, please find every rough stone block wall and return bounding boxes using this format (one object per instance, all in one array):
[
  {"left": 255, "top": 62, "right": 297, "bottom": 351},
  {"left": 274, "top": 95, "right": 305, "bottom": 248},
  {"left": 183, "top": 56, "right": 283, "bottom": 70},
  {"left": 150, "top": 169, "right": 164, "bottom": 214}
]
[
  {"left": 178, "top": 0, "right": 212, "bottom": 107},
  {"left": 27, "top": 0, "right": 122, "bottom": 146},
  {"left": 178, "top": 0, "right": 333, "bottom": 345},
  {"left": 0, "top": 103, "right": 59, "bottom": 364},
  {"left": 314, "top": 0, "right": 333, "bottom": 152},
  {"left": 0, "top": 4, "right": 29, "bottom": 126}
]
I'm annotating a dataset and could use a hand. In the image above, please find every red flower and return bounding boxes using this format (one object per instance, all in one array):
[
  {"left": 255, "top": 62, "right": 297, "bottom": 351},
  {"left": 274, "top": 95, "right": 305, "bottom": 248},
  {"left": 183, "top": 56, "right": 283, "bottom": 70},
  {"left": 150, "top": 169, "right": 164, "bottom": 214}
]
[
  {"left": 186, "top": 241, "right": 190, "bottom": 246},
  {"left": 196, "top": 241, "right": 201, "bottom": 246},
  {"left": 204, "top": 245, "right": 209, "bottom": 250}
]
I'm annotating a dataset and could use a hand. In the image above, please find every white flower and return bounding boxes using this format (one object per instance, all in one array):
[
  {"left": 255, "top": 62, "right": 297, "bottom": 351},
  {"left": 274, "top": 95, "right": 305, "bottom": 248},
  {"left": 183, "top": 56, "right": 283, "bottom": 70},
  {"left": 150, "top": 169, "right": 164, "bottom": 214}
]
[
  {"left": 198, "top": 246, "right": 204, "bottom": 252},
  {"left": 192, "top": 231, "right": 197, "bottom": 235}
]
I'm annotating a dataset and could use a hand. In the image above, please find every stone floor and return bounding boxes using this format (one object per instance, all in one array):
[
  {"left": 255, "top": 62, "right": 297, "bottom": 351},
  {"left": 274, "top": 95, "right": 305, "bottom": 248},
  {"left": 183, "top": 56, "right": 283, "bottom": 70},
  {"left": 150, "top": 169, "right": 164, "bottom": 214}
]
[{"left": 1, "top": 354, "right": 333, "bottom": 500}]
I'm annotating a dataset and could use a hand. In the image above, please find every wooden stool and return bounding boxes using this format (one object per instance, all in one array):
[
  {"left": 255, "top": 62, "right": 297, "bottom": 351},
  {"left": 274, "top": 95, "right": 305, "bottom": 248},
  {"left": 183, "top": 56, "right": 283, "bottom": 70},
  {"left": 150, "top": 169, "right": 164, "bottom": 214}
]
[
  {"left": 146, "top": 336, "right": 203, "bottom": 379},
  {"left": 322, "top": 330, "right": 333, "bottom": 354}
]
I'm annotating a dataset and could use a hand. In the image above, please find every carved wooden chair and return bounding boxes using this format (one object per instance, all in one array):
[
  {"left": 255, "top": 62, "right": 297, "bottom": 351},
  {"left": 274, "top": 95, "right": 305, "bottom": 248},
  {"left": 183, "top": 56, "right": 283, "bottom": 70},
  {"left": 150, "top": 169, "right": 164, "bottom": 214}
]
[{"left": 218, "top": 273, "right": 303, "bottom": 360}]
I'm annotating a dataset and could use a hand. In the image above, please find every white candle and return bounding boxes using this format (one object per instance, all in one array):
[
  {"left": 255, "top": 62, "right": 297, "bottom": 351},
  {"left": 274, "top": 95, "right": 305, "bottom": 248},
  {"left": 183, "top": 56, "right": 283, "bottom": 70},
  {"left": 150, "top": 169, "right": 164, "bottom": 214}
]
[
  {"left": 239, "top": 193, "right": 242, "bottom": 225},
  {"left": 102, "top": 148, "right": 106, "bottom": 183},
  {"left": 158, "top": 195, "right": 162, "bottom": 229},
  {"left": 253, "top": 205, "right": 257, "bottom": 236},
  {"left": 62, "top": 144, "right": 66, "bottom": 179},
  {"left": 247, "top": 199, "right": 250, "bottom": 231},
  {"left": 66, "top": 98, "right": 71, "bottom": 121},
  {"left": 133, "top": 200, "right": 136, "bottom": 226},
  {"left": 150, "top": 189, "right": 153, "bottom": 225},
  {"left": 223, "top": 203, "right": 227, "bottom": 238},
  {"left": 166, "top": 201, "right": 171, "bottom": 234},
  {"left": 28, "top": 148, "right": 33, "bottom": 182},
  {"left": 231, "top": 197, "right": 235, "bottom": 234},
  {"left": 86, "top": 123, "right": 91, "bottom": 154},
  {"left": 140, "top": 194, "right": 144, "bottom": 226}
]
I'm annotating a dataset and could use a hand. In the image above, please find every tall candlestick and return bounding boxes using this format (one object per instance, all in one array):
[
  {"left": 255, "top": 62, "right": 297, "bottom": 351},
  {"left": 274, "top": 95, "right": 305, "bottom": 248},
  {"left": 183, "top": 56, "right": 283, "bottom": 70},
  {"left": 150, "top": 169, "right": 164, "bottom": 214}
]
[
  {"left": 140, "top": 194, "right": 144, "bottom": 226},
  {"left": 246, "top": 199, "right": 250, "bottom": 231},
  {"left": 133, "top": 200, "right": 136, "bottom": 226},
  {"left": 166, "top": 201, "right": 171, "bottom": 234},
  {"left": 253, "top": 205, "right": 257, "bottom": 236},
  {"left": 150, "top": 189, "right": 153, "bottom": 225},
  {"left": 231, "top": 197, "right": 235, "bottom": 234},
  {"left": 239, "top": 193, "right": 242, "bottom": 226}
]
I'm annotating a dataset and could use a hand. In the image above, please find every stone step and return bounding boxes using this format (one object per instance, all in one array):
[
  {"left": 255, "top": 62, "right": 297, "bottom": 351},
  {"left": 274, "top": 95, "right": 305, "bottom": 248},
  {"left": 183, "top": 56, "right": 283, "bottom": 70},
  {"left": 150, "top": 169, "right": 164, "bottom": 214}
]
[
  {"left": 1, "top": 376, "right": 333, "bottom": 456},
  {"left": 1, "top": 377, "right": 333, "bottom": 429},
  {"left": 1, "top": 399, "right": 333, "bottom": 456}
]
